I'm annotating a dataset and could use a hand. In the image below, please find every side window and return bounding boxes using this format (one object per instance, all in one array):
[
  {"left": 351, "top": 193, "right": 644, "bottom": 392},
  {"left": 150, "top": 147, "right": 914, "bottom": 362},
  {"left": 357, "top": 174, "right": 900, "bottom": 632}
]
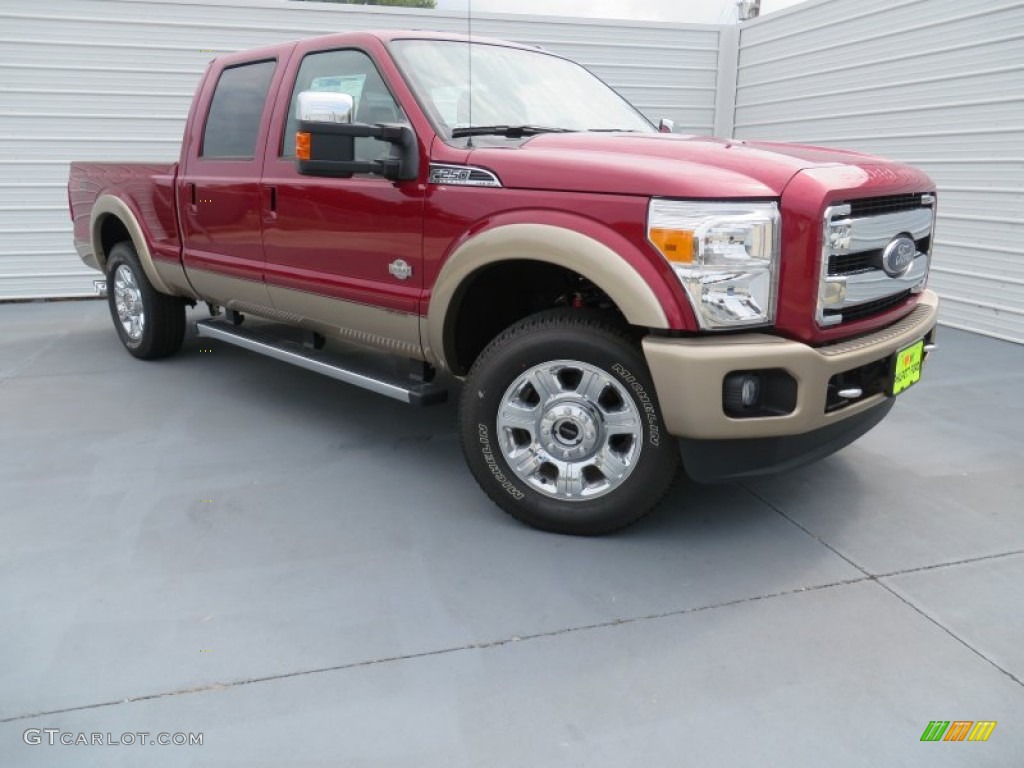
[
  {"left": 281, "top": 49, "right": 407, "bottom": 162},
  {"left": 201, "top": 60, "right": 276, "bottom": 159}
]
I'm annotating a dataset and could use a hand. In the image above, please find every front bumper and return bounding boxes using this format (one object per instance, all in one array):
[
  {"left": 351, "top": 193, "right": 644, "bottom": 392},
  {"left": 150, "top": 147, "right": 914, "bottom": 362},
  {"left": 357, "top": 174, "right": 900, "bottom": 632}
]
[
  {"left": 643, "top": 289, "right": 939, "bottom": 441},
  {"left": 679, "top": 398, "right": 894, "bottom": 482}
]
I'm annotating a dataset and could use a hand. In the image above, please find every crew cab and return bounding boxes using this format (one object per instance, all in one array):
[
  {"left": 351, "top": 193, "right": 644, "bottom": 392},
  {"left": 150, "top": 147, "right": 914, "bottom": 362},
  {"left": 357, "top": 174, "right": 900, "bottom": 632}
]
[{"left": 68, "top": 31, "right": 939, "bottom": 535}]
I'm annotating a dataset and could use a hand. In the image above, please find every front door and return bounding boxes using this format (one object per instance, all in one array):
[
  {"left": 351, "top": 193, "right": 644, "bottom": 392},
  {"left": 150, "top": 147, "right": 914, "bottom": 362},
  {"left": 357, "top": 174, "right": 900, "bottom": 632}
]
[{"left": 261, "top": 45, "right": 425, "bottom": 358}]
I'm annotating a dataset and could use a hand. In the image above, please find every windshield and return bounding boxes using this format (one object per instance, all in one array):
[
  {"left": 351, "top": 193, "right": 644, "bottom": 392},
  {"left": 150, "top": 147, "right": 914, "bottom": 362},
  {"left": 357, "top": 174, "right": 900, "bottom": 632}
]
[{"left": 390, "top": 39, "right": 655, "bottom": 138}]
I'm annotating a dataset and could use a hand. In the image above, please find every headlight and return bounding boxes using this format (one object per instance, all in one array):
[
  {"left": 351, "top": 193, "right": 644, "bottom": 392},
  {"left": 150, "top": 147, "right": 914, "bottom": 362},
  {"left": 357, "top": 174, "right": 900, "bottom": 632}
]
[{"left": 648, "top": 199, "right": 781, "bottom": 329}]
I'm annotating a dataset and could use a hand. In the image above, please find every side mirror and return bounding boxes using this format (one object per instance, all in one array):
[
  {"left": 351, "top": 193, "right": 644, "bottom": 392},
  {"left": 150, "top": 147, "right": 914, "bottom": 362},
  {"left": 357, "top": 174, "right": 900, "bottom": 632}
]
[
  {"left": 659, "top": 118, "right": 675, "bottom": 134},
  {"left": 294, "top": 90, "right": 418, "bottom": 181},
  {"left": 297, "top": 90, "right": 354, "bottom": 124}
]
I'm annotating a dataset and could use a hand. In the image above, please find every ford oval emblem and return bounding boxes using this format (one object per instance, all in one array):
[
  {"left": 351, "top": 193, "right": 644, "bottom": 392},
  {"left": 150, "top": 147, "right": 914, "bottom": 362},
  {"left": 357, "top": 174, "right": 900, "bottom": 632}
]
[{"left": 882, "top": 235, "right": 917, "bottom": 277}]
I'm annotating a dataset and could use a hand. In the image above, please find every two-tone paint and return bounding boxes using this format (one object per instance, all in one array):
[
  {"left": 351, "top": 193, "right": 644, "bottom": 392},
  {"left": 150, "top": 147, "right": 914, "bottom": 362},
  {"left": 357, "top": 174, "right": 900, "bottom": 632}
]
[{"left": 69, "top": 30, "right": 938, "bottom": 444}]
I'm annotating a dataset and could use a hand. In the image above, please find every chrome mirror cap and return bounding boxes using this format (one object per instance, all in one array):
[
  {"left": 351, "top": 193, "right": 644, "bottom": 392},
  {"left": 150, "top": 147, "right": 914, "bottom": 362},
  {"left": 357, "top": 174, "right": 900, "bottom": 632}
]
[{"left": 297, "top": 91, "right": 354, "bottom": 124}]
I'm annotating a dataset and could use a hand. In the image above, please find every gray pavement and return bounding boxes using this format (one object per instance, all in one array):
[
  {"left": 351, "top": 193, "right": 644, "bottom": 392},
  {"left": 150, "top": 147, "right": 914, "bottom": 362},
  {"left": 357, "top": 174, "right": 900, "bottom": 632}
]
[{"left": 1, "top": 299, "right": 1022, "bottom": 766}]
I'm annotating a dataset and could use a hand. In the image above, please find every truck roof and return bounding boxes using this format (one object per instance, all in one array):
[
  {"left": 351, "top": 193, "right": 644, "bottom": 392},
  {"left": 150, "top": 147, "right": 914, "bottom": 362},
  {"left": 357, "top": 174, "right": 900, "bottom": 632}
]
[{"left": 212, "top": 29, "right": 540, "bottom": 67}]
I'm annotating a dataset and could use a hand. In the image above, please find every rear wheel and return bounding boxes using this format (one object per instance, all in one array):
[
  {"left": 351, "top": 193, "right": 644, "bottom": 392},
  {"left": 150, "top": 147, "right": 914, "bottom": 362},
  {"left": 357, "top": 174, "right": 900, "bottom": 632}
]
[
  {"left": 106, "top": 241, "right": 185, "bottom": 359},
  {"left": 459, "top": 310, "right": 679, "bottom": 535}
]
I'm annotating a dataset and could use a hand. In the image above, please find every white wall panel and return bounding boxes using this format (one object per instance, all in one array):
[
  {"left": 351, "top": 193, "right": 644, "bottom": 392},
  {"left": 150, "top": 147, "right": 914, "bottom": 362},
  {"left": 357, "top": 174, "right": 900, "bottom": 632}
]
[
  {"left": 5, "top": 0, "right": 1020, "bottom": 344},
  {"left": 0, "top": 0, "right": 719, "bottom": 300},
  {"left": 735, "top": 0, "right": 1024, "bottom": 343}
]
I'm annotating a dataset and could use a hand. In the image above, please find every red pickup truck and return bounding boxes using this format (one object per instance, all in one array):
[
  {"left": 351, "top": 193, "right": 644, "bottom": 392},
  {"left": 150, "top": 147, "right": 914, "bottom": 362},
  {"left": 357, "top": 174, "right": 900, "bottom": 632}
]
[{"left": 68, "top": 30, "right": 939, "bottom": 535}]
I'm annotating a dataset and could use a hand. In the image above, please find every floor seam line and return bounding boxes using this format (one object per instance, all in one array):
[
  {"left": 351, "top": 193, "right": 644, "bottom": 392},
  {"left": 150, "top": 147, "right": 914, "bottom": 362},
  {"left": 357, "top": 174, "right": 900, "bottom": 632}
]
[
  {"left": 742, "top": 485, "right": 873, "bottom": 575},
  {"left": 0, "top": 575, "right": 871, "bottom": 724},
  {"left": 875, "top": 579, "right": 1024, "bottom": 688},
  {"left": 875, "top": 549, "right": 1024, "bottom": 578},
  {"left": 744, "top": 485, "right": 1024, "bottom": 689}
]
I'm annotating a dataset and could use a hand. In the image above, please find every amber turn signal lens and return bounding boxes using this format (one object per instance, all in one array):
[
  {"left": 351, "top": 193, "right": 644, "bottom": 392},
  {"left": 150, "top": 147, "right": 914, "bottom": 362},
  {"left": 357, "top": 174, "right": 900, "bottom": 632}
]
[
  {"left": 296, "top": 132, "right": 311, "bottom": 161},
  {"left": 649, "top": 228, "right": 694, "bottom": 263}
]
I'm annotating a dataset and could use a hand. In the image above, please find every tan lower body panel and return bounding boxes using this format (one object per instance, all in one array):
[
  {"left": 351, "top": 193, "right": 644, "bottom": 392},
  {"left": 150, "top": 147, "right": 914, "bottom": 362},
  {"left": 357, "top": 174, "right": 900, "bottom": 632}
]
[
  {"left": 267, "top": 284, "right": 423, "bottom": 359},
  {"left": 75, "top": 240, "right": 100, "bottom": 271},
  {"left": 643, "top": 290, "right": 939, "bottom": 440},
  {"left": 153, "top": 259, "right": 198, "bottom": 299},
  {"left": 186, "top": 268, "right": 274, "bottom": 312},
  {"left": 185, "top": 268, "right": 422, "bottom": 359}
]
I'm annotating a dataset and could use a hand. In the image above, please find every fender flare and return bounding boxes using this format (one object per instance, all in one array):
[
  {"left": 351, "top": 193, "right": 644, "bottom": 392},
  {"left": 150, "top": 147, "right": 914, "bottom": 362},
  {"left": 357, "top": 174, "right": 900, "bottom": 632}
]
[
  {"left": 425, "top": 223, "right": 670, "bottom": 370},
  {"left": 90, "top": 195, "right": 174, "bottom": 295}
]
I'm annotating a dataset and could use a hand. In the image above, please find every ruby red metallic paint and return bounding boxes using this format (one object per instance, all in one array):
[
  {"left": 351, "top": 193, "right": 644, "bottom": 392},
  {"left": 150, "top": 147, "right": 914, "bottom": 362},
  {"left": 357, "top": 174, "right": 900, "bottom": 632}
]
[{"left": 69, "top": 29, "right": 934, "bottom": 342}]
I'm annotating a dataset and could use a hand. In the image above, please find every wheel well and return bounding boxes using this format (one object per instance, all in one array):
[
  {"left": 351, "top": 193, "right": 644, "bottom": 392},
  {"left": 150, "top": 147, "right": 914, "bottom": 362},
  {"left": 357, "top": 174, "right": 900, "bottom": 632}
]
[
  {"left": 98, "top": 215, "right": 132, "bottom": 268},
  {"left": 446, "top": 260, "right": 624, "bottom": 376}
]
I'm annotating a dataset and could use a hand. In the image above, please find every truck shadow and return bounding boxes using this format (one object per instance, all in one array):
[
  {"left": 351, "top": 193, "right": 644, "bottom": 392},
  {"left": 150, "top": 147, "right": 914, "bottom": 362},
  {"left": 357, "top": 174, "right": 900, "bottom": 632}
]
[{"left": 177, "top": 327, "right": 860, "bottom": 556}]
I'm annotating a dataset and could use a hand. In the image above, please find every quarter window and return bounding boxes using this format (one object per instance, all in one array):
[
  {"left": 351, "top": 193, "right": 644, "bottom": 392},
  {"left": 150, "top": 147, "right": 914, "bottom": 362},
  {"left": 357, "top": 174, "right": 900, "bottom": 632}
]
[{"left": 201, "top": 60, "right": 276, "bottom": 159}]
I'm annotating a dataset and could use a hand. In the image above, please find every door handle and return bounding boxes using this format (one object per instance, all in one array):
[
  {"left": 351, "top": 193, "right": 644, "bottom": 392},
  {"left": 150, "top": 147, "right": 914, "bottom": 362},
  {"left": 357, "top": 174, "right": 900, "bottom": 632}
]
[
  {"left": 189, "top": 183, "right": 197, "bottom": 214},
  {"left": 263, "top": 185, "right": 277, "bottom": 221}
]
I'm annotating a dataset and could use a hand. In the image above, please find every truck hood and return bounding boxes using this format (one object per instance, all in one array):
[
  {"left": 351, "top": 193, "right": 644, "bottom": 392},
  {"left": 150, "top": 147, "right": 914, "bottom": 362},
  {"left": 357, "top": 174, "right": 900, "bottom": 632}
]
[{"left": 465, "top": 132, "right": 894, "bottom": 198}]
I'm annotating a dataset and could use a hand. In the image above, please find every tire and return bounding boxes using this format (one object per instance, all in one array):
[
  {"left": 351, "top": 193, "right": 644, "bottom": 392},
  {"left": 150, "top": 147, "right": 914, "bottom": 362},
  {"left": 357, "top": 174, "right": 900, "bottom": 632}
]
[
  {"left": 458, "top": 309, "right": 680, "bottom": 535},
  {"left": 106, "top": 241, "right": 185, "bottom": 360}
]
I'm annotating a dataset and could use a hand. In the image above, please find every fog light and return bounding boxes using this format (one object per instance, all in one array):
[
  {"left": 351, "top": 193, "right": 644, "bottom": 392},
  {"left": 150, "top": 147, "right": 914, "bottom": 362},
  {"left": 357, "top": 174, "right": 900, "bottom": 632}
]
[
  {"left": 724, "top": 373, "right": 762, "bottom": 414},
  {"left": 741, "top": 376, "right": 760, "bottom": 406}
]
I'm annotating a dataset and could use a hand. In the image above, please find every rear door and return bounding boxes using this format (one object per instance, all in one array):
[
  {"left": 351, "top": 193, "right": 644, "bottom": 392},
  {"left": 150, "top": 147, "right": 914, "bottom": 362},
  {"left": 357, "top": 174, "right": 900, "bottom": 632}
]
[
  {"left": 259, "top": 41, "right": 425, "bottom": 357},
  {"left": 178, "top": 52, "right": 291, "bottom": 310}
]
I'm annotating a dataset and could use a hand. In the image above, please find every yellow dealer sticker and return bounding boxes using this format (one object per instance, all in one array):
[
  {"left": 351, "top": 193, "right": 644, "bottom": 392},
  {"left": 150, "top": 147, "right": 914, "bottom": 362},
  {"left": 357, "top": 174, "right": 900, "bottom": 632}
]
[{"left": 893, "top": 339, "right": 925, "bottom": 395}]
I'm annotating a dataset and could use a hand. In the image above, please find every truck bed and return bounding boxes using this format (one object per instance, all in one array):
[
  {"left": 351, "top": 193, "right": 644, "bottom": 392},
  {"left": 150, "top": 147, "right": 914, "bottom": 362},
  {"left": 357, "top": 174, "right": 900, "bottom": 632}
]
[{"left": 69, "top": 162, "right": 180, "bottom": 269}]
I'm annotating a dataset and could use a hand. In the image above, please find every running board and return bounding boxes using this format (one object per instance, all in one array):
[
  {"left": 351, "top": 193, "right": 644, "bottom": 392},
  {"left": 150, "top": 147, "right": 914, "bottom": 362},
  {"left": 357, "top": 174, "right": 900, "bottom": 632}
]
[{"left": 196, "top": 319, "right": 447, "bottom": 406}]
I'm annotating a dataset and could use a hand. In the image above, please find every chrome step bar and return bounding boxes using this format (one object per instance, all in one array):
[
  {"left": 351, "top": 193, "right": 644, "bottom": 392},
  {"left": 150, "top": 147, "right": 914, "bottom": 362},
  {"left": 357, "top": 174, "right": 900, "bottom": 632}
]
[{"left": 196, "top": 319, "right": 447, "bottom": 406}]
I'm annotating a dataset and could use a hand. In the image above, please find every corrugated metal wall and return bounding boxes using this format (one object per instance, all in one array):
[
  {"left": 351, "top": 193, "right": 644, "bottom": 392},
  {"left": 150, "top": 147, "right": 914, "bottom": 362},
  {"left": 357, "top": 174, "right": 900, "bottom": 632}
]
[
  {"left": 5, "top": 0, "right": 1022, "bottom": 343},
  {"left": 734, "top": 0, "right": 1024, "bottom": 343},
  {"left": 0, "top": 0, "right": 720, "bottom": 300}
]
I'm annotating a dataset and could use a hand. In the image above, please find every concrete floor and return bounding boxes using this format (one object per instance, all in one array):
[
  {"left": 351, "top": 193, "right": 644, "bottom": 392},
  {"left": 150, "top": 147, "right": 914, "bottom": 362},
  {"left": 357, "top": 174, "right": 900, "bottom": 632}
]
[{"left": 1, "top": 299, "right": 1022, "bottom": 766}]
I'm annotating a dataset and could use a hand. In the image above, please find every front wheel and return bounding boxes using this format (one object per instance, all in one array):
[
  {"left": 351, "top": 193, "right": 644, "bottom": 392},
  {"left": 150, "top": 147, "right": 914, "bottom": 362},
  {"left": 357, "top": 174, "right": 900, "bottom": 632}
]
[{"left": 458, "top": 310, "right": 679, "bottom": 535}]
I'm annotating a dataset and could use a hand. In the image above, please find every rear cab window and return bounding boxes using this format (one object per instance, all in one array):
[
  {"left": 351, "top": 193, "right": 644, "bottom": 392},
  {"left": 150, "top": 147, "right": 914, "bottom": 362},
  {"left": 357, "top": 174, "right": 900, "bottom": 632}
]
[{"left": 201, "top": 60, "right": 277, "bottom": 159}]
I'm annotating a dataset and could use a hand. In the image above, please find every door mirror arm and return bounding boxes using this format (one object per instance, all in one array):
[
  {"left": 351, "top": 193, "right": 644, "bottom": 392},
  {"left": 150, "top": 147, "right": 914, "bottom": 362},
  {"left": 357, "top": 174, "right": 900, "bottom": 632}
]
[
  {"left": 294, "top": 91, "right": 418, "bottom": 181},
  {"left": 296, "top": 120, "right": 418, "bottom": 181}
]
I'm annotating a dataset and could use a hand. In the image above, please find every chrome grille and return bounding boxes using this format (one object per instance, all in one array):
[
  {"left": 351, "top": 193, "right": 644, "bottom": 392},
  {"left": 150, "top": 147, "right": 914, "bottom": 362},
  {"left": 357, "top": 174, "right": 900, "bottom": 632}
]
[
  {"left": 834, "top": 291, "right": 912, "bottom": 323},
  {"left": 828, "top": 235, "right": 930, "bottom": 276},
  {"left": 817, "top": 194, "right": 935, "bottom": 327},
  {"left": 847, "top": 193, "right": 930, "bottom": 217}
]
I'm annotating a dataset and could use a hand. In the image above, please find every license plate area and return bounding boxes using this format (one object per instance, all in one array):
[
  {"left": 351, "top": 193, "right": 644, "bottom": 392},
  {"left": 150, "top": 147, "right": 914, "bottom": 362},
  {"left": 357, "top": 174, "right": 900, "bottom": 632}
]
[{"left": 891, "top": 339, "right": 925, "bottom": 396}]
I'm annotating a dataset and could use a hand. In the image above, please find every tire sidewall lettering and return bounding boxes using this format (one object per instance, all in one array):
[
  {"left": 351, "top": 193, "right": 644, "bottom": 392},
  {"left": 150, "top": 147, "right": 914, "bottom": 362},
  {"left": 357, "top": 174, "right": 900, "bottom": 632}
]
[
  {"left": 477, "top": 423, "right": 525, "bottom": 500},
  {"left": 611, "top": 362, "right": 661, "bottom": 447}
]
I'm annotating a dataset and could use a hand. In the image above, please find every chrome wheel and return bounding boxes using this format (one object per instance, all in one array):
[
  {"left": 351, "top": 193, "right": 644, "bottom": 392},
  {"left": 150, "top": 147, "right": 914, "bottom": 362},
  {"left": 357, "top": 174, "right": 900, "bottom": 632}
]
[
  {"left": 113, "top": 264, "right": 144, "bottom": 341},
  {"left": 496, "top": 360, "right": 643, "bottom": 500}
]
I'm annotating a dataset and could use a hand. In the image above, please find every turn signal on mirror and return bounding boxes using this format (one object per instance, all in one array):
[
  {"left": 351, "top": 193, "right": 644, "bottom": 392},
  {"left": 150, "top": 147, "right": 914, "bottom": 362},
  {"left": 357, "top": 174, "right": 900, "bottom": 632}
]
[{"left": 296, "top": 131, "right": 311, "bottom": 161}]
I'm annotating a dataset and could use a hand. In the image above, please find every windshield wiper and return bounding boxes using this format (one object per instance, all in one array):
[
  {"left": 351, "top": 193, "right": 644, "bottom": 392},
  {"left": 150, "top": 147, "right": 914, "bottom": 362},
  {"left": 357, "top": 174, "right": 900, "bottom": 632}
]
[{"left": 450, "top": 125, "right": 574, "bottom": 139}]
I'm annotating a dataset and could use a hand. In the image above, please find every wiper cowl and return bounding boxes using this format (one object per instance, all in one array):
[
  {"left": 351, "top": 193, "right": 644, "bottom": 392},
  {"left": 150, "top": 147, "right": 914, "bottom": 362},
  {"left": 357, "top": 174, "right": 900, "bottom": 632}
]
[{"left": 450, "top": 125, "right": 574, "bottom": 139}]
